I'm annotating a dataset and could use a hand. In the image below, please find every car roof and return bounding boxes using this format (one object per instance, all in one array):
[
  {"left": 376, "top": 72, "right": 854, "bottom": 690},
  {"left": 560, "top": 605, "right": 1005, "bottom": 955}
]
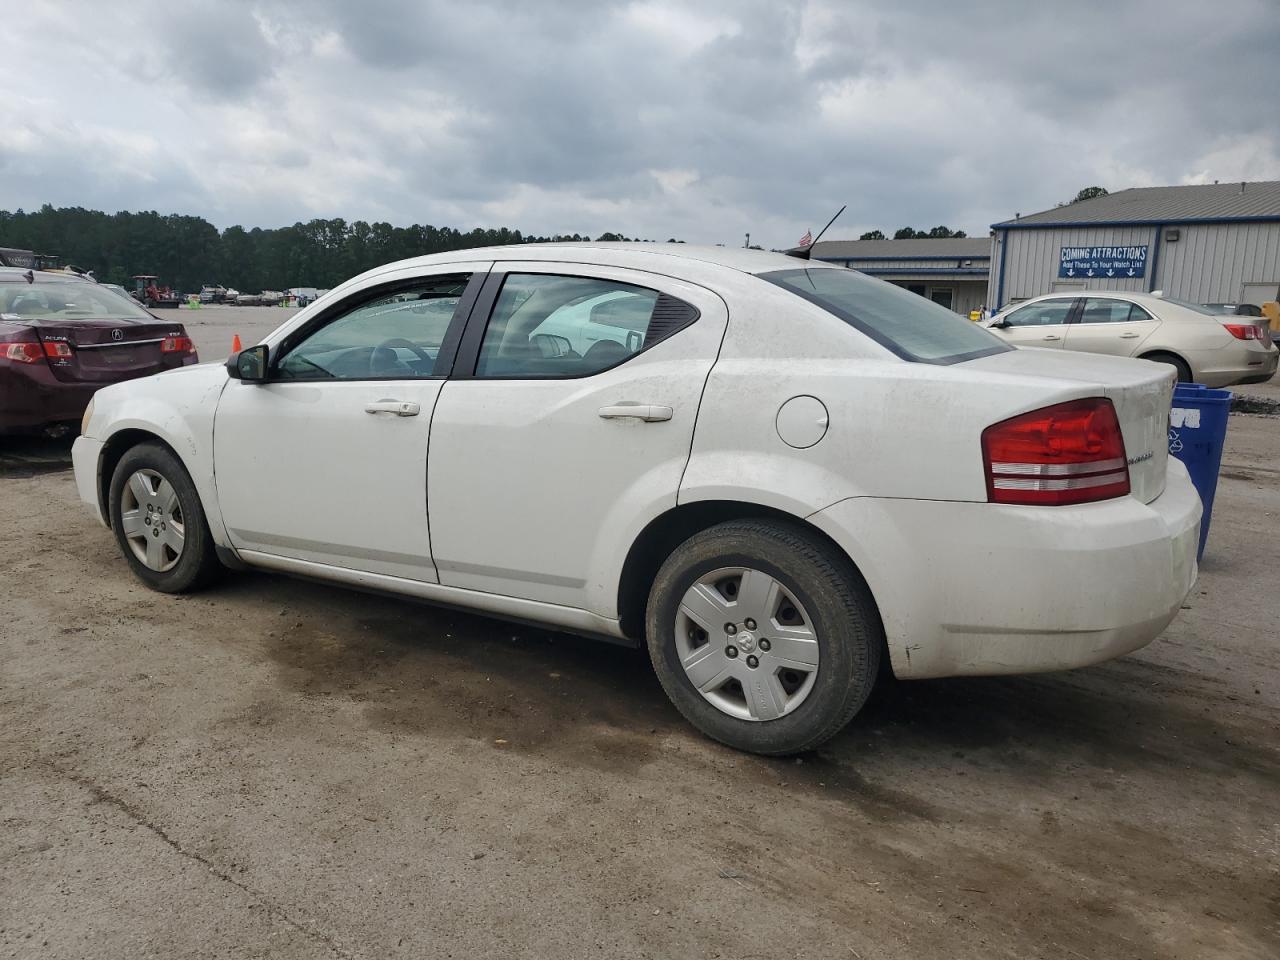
[
  {"left": 1012, "top": 290, "right": 1170, "bottom": 307},
  {"left": 0, "top": 267, "right": 94, "bottom": 284},
  {"left": 363, "top": 242, "right": 835, "bottom": 278}
]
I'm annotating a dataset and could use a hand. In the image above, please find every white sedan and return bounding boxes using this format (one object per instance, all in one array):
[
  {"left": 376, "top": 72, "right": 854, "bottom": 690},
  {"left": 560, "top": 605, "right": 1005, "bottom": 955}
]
[{"left": 73, "top": 245, "right": 1201, "bottom": 754}]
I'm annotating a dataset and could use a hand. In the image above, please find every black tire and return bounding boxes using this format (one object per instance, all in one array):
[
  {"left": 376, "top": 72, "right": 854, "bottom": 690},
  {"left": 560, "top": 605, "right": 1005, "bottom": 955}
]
[
  {"left": 108, "top": 441, "right": 221, "bottom": 593},
  {"left": 1142, "top": 352, "right": 1193, "bottom": 384},
  {"left": 645, "top": 519, "right": 882, "bottom": 755}
]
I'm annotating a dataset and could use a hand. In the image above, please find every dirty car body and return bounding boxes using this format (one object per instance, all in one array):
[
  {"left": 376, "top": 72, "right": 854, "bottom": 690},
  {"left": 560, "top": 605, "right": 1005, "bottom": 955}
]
[
  {"left": 72, "top": 245, "right": 1201, "bottom": 754},
  {"left": 0, "top": 268, "right": 198, "bottom": 435}
]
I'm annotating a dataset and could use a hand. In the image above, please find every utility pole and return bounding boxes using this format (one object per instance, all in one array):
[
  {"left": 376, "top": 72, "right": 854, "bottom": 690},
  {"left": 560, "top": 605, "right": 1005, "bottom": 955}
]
[{"left": 744, "top": 233, "right": 750, "bottom": 248}]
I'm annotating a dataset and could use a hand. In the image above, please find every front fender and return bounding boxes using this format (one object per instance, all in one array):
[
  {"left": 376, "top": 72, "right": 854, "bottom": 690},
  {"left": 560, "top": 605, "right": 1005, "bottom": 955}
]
[{"left": 86, "top": 365, "right": 232, "bottom": 548}]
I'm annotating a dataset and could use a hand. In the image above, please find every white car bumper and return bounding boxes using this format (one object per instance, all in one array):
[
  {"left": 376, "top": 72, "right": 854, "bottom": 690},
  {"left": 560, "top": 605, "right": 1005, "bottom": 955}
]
[
  {"left": 72, "top": 435, "right": 108, "bottom": 527},
  {"left": 809, "top": 457, "right": 1202, "bottom": 679}
]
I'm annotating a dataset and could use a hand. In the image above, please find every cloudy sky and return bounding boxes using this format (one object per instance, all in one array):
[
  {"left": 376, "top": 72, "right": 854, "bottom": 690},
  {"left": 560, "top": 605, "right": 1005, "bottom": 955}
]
[{"left": 4, "top": 0, "right": 1279, "bottom": 247}]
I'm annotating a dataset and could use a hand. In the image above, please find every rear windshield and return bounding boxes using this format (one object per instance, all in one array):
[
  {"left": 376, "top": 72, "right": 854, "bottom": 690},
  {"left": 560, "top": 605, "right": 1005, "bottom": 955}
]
[
  {"left": 0, "top": 280, "right": 153, "bottom": 321},
  {"left": 760, "top": 267, "right": 1009, "bottom": 364},
  {"left": 1158, "top": 296, "right": 1219, "bottom": 317}
]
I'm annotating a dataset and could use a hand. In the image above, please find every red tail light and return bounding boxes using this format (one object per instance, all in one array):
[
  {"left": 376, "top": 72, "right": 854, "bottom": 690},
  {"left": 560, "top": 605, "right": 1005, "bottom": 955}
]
[
  {"left": 4, "top": 342, "right": 45, "bottom": 363},
  {"left": 43, "top": 341, "right": 73, "bottom": 358},
  {"left": 982, "top": 398, "right": 1130, "bottom": 506},
  {"left": 161, "top": 335, "right": 195, "bottom": 354},
  {"left": 1223, "top": 322, "right": 1264, "bottom": 341}
]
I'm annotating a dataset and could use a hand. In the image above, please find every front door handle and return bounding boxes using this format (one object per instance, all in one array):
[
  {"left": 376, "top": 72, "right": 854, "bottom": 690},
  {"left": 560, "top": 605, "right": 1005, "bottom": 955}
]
[
  {"left": 1119, "top": 332, "right": 1140, "bottom": 339},
  {"left": 1042, "top": 334, "right": 1061, "bottom": 341},
  {"left": 598, "top": 403, "right": 673, "bottom": 422},
  {"left": 365, "top": 399, "right": 420, "bottom": 417}
]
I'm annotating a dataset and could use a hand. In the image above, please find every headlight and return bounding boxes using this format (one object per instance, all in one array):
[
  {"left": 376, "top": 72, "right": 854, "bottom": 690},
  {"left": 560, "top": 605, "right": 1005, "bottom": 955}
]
[{"left": 81, "top": 396, "right": 95, "bottom": 436}]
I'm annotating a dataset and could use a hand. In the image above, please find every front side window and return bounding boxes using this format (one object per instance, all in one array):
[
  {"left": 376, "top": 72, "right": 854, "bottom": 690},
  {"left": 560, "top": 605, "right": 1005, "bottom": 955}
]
[
  {"left": 1004, "top": 300, "right": 1074, "bottom": 327},
  {"left": 1080, "top": 298, "right": 1151, "bottom": 324},
  {"left": 475, "top": 274, "right": 697, "bottom": 378},
  {"left": 276, "top": 275, "right": 469, "bottom": 380},
  {"left": 761, "top": 267, "right": 1008, "bottom": 364}
]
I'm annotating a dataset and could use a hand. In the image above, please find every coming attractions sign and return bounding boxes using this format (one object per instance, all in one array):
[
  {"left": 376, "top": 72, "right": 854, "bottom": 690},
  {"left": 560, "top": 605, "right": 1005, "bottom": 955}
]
[{"left": 1058, "top": 244, "right": 1148, "bottom": 279}]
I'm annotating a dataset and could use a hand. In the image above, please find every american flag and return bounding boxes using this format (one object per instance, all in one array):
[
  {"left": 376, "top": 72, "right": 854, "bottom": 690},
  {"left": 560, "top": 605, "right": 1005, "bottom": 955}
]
[{"left": 797, "top": 229, "right": 813, "bottom": 248}]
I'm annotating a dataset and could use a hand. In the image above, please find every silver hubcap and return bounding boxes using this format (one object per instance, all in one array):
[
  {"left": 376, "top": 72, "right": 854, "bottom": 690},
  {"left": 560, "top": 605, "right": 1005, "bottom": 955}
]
[
  {"left": 120, "top": 469, "right": 185, "bottom": 572},
  {"left": 675, "top": 567, "right": 820, "bottom": 722}
]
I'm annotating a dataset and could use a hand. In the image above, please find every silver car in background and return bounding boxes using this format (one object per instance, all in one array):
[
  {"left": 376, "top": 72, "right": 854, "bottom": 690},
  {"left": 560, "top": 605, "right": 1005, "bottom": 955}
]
[{"left": 987, "top": 291, "right": 1278, "bottom": 386}]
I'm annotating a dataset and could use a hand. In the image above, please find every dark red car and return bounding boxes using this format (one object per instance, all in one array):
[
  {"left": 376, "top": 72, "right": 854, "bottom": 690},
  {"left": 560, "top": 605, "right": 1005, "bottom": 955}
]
[{"left": 0, "top": 268, "right": 198, "bottom": 436}]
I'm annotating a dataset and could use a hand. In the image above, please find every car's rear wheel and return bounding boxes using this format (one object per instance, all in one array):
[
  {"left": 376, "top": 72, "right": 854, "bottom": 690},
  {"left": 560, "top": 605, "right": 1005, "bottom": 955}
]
[
  {"left": 1142, "top": 351, "right": 1193, "bottom": 384},
  {"left": 109, "top": 442, "right": 220, "bottom": 593},
  {"left": 645, "top": 519, "right": 881, "bottom": 755}
]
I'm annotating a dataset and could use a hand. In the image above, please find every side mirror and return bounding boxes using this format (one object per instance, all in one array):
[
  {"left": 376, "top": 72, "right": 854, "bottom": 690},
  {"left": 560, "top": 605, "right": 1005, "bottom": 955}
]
[
  {"left": 226, "top": 344, "right": 269, "bottom": 381},
  {"left": 989, "top": 319, "right": 1011, "bottom": 329},
  {"left": 530, "top": 333, "right": 572, "bottom": 358}
]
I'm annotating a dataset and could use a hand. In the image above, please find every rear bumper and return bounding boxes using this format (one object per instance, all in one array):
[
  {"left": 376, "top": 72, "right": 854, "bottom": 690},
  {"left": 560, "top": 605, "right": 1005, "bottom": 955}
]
[
  {"left": 0, "top": 356, "right": 194, "bottom": 434},
  {"left": 1194, "top": 342, "right": 1278, "bottom": 387},
  {"left": 71, "top": 435, "right": 108, "bottom": 527},
  {"left": 0, "top": 365, "right": 98, "bottom": 433},
  {"left": 809, "top": 459, "right": 1202, "bottom": 679}
]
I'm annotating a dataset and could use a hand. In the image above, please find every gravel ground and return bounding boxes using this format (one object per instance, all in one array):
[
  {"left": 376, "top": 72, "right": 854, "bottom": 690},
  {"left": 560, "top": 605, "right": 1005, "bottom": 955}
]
[{"left": 1, "top": 392, "right": 1278, "bottom": 958}]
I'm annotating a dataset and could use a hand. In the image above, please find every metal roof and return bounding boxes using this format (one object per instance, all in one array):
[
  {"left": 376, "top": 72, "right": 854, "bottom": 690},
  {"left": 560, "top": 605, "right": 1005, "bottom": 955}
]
[
  {"left": 994, "top": 180, "right": 1280, "bottom": 228},
  {"left": 811, "top": 238, "right": 991, "bottom": 259}
]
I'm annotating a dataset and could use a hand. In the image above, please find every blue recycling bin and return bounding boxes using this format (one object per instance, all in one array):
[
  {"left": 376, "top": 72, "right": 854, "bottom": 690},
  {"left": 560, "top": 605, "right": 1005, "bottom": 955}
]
[{"left": 1167, "top": 383, "right": 1232, "bottom": 561}]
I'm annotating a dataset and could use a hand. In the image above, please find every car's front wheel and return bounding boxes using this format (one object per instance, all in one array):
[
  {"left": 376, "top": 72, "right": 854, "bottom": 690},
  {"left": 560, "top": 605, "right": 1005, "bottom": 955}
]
[
  {"left": 645, "top": 520, "right": 882, "bottom": 755},
  {"left": 109, "top": 442, "right": 221, "bottom": 593}
]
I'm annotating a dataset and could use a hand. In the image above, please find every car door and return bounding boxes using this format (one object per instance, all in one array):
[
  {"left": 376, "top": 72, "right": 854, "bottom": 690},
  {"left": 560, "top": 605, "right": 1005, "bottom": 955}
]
[
  {"left": 426, "top": 263, "right": 728, "bottom": 615},
  {"left": 212, "top": 267, "right": 485, "bottom": 581},
  {"left": 990, "top": 298, "right": 1076, "bottom": 349},
  {"left": 1064, "top": 297, "right": 1160, "bottom": 358}
]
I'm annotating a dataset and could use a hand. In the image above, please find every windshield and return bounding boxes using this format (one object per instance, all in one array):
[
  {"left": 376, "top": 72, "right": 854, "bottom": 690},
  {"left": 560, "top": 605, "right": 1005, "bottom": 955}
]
[
  {"left": 0, "top": 280, "right": 153, "bottom": 321},
  {"left": 761, "top": 267, "right": 1009, "bottom": 364}
]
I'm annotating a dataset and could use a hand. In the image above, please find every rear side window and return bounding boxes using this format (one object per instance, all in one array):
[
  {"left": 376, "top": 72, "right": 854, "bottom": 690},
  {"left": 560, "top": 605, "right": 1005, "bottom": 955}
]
[
  {"left": 475, "top": 274, "right": 698, "bottom": 378},
  {"left": 760, "top": 267, "right": 1008, "bottom": 364},
  {"left": 1080, "top": 298, "right": 1152, "bottom": 324}
]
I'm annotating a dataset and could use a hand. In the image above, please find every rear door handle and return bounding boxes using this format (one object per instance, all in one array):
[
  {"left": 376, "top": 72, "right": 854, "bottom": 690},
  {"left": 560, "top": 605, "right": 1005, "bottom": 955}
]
[
  {"left": 365, "top": 399, "right": 420, "bottom": 417},
  {"left": 1042, "top": 334, "right": 1061, "bottom": 341},
  {"left": 1119, "top": 332, "right": 1140, "bottom": 338},
  {"left": 598, "top": 403, "right": 673, "bottom": 422}
]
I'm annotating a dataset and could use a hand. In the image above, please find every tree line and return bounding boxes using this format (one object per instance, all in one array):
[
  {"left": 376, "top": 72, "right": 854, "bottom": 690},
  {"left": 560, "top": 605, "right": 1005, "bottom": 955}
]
[
  {"left": 857, "top": 225, "right": 968, "bottom": 240},
  {"left": 0, "top": 204, "right": 672, "bottom": 293}
]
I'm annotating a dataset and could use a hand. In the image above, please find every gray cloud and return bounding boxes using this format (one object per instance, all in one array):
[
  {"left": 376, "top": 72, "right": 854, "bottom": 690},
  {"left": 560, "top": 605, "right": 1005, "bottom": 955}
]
[{"left": 2, "top": 0, "right": 1277, "bottom": 247}]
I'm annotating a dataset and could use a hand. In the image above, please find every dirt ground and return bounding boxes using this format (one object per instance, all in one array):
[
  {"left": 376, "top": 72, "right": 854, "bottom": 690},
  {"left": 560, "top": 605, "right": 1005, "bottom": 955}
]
[
  {"left": 173, "top": 303, "right": 300, "bottom": 361},
  {"left": 2, "top": 389, "right": 1278, "bottom": 958}
]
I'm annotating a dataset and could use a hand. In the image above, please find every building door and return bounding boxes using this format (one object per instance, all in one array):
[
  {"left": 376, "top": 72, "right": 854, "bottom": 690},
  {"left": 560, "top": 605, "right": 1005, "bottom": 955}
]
[
  {"left": 1242, "top": 282, "right": 1279, "bottom": 306},
  {"left": 929, "top": 288, "right": 954, "bottom": 311}
]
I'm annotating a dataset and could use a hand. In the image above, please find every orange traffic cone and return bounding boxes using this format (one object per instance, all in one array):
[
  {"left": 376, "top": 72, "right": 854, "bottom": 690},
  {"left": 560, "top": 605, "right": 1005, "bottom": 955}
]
[{"left": 231, "top": 334, "right": 242, "bottom": 352}]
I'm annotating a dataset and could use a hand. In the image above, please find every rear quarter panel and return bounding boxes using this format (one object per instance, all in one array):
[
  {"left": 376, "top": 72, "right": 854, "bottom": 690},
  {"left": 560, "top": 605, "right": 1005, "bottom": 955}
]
[{"left": 682, "top": 345, "right": 1111, "bottom": 515}]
